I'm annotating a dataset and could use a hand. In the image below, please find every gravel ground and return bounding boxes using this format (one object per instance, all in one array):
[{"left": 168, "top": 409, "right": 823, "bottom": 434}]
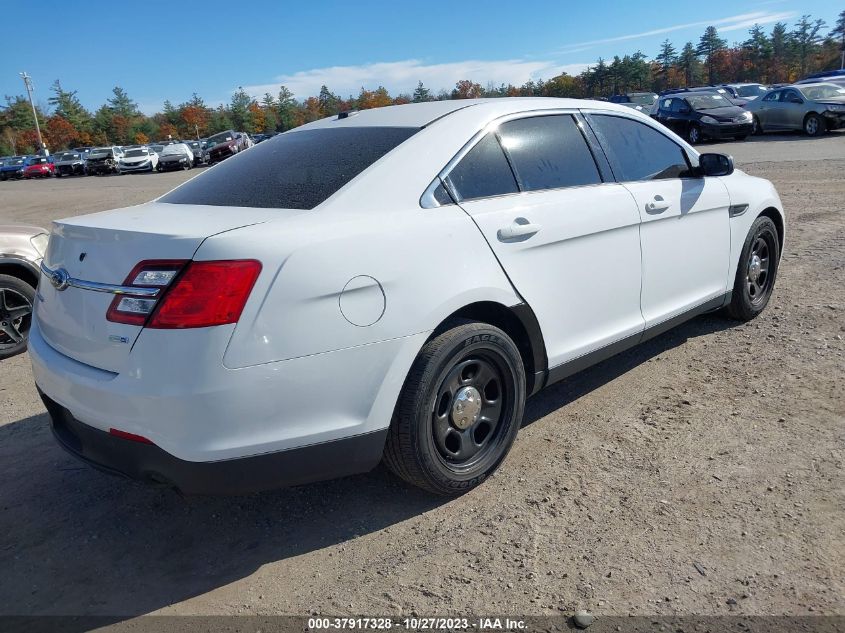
[{"left": 0, "top": 133, "right": 843, "bottom": 622}]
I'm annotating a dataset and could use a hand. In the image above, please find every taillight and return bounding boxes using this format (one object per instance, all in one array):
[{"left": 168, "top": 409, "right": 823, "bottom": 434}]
[
  {"left": 149, "top": 260, "right": 261, "bottom": 329},
  {"left": 106, "top": 259, "right": 261, "bottom": 329},
  {"left": 106, "top": 260, "right": 188, "bottom": 325}
]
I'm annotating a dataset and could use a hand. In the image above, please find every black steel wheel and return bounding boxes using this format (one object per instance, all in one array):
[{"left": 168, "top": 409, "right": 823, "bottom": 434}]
[
  {"left": 384, "top": 320, "right": 525, "bottom": 495},
  {"left": 726, "top": 216, "right": 780, "bottom": 321},
  {"left": 0, "top": 274, "right": 35, "bottom": 360}
]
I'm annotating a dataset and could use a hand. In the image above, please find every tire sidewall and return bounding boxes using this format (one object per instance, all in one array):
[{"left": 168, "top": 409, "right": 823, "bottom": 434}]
[
  {"left": 732, "top": 217, "right": 780, "bottom": 320},
  {"left": 0, "top": 274, "right": 36, "bottom": 359},
  {"left": 410, "top": 325, "right": 525, "bottom": 493}
]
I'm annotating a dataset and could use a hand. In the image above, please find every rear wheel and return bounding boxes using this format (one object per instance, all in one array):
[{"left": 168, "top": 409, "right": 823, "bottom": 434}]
[
  {"left": 0, "top": 274, "right": 35, "bottom": 360},
  {"left": 804, "top": 113, "right": 825, "bottom": 137},
  {"left": 726, "top": 216, "right": 780, "bottom": 321},
  {"left": 384, "top": 320, "right": 525, "bottom": 495}
]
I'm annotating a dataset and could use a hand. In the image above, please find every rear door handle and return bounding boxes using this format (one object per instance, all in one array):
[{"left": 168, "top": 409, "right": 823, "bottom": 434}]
[
  {"left": 497, "top": 217, "right": 541, "bottom": 241},
  {"left": 645, "top": 196, "right": 670, "bottom": 213}
]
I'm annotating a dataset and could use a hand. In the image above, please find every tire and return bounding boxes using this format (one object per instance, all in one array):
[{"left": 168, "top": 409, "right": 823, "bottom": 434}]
[
  {"left": 726, "top": 216, "right": 780, "bottom": 322},
  {"left": 804, "top": 113, "right": 825, "bottom": 137},
  {"left": 751, "top": 115, "right": 763, "bottom": 135},
  {"left": 687, "top": 123, "right": 702, "bottom": 144},
  {"left": 0, "top": 274, "right": 36, "bottom": 360},
  {"left": 384, "top": 320, "right": 526, "bottom": 495}
]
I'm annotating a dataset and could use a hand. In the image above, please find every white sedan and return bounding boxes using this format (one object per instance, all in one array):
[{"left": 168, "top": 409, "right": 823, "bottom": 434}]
[{"left": 31, "top": 98, "right": 784, "bottom": 495}]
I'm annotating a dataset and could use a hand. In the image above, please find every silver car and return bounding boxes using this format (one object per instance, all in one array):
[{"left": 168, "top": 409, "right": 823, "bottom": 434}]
[
  {"left": 0, "top": 224, "right": 48, "bottom": 359},
  {"left": 747, "top": 82, "right": 845, "bottom": 136}
]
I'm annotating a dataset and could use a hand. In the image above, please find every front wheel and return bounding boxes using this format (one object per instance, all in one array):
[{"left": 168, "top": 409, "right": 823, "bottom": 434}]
[
  {"left": 752, "top": 115, "right": 763, "bottom": 135},
  {"left": 687, "top": 123, "right": 702, "bottom": 144},
  {"left": 0, "top": 274, "right": 35, "bottom": 360},
  {"left": 804, "top": 113, "right": 825, "bottom": 137},
  {"left": 384, "top": 320, "right": 526, "bottom": 495},
  {"left": 726, "top": 216, "right": 780, "bottom": 322}
]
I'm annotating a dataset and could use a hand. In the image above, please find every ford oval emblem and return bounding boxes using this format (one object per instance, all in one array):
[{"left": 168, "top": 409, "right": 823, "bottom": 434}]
[{"left": 48, "top": 267, "right": 70, "bottom": 291}]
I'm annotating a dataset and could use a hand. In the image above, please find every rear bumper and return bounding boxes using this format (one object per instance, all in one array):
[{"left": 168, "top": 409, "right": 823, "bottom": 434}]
[{"left": 41, "top": 391, "right": 387, "bottom": 494}]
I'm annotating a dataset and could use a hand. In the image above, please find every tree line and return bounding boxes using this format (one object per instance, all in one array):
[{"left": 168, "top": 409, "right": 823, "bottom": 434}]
[{"left": 1, "top": 12, "right": 842, "bottom": 156}]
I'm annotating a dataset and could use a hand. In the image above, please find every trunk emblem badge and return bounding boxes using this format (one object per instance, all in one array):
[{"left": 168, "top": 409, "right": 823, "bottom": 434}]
[{"left": 48, "top": 268, "right": 70, "bottom": 291}]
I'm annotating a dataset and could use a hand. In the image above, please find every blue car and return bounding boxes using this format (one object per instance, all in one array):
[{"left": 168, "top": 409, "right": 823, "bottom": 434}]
[{"left": 0, "top": 156, "right": 29, "bottom": 181}]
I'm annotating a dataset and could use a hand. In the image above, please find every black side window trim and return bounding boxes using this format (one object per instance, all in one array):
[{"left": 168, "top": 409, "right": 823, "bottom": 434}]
[{"left": 582, "top": 112, "right": 696, "bottom": 184}]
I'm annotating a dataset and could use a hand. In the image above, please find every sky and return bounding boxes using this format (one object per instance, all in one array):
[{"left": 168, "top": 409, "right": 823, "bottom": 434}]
[{"left": 1, "top": 0, "right": 840, "bottom": 114}]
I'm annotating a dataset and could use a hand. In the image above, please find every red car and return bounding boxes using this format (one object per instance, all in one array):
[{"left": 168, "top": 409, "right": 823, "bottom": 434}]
[
  {"left": 23, "top": 156, "right": 55, "bottom": 178},
  {"left": 206, "top": 130, "right": 253, "bottom": 163}
]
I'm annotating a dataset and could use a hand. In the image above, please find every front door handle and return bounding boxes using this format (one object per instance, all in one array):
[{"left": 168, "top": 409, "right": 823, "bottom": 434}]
[
  {"left": 645, "top": 196, "right": 670, "bottom": 213},
  {"left": 497, "top": 217, "right": 541, "bottom": 241}
]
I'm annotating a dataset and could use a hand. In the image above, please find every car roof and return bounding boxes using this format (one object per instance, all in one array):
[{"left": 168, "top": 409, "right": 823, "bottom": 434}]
[{"left": 291, "top": 97, "right": 637, "bottom": 133}]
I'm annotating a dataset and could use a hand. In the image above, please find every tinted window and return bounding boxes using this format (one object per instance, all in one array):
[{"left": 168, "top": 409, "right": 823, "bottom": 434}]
[
  {"left": 446, "top": 133, "right": 518, "bottom": 201},
  {"left": 588, "top": 114, "right": 692, "bottom": 182},
  {"left": 670, "top": 99, "right": 686, "bottom": 113},
  {"left": 161, "top": 127, "right": 418, "bottom": 210},
  {"left": 762, "top": 91, "right": 781, "bottom": 102},
  {"left": 497, "top": 115, "right": 601, "bottom": 191}
]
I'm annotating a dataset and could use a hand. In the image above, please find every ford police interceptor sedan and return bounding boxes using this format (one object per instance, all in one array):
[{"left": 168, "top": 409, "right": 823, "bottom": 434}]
[{"left": 31, "top": 98, "right": 784, "bottom": 495}]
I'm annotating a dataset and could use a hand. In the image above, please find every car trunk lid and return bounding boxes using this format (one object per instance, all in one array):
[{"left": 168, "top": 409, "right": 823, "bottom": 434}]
[{"left": 35, "top": 202, "right": 283, "bottom": 373}]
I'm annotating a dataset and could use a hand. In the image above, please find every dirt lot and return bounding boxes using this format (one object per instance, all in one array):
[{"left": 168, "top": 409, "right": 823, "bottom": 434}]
[{"left": 0, "top": 134, "right": 843, "bottom": 622}]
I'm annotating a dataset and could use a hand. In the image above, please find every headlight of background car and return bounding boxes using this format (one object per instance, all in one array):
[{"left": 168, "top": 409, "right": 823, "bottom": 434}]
[
  {"left": 826, "top": 104, "right": 845, "bottom": 112},
  {"left": 741, "top": 111, "right": 753, "bottom": 121},
  {"left": 700, "top": 115, "right": 718, "bottom": 125}
]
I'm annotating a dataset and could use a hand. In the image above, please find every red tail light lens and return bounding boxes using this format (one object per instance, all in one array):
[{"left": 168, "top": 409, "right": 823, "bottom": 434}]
[{"left": 148, "top": 260, "right": 261, "bottom": 329}]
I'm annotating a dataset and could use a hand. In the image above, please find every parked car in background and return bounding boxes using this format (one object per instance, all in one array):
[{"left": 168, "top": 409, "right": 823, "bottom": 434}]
[
  {"left": 660, "top": 86, "right": 748, "bottom": 107},
  {"left": 54, "top": 151, "right": 87, "bottom": 177},
  {"left": 86, "top": 147, "right": 124, "bottom": 175},
  {"left": 119, "top": 147, "right": 159, "bottom": 174},
  {"left": 746, "top": 82, "right": 845, "bottom": 136},
  {"left": 149, "top": 144, "right": 165, "bottom": 156},
  {"left": 30, "top": 98, "right": 784, "bottom": 495},
  {"left": 654, "top": 92, "right": 753, "bottom": 143},
  {"left": 182, "top": 140, "right": 205, "bottom": 166},
  {"left": 206, "top": 129, "right": 250, "bottom": 163},
  {"left": 608, "top": 92, "right": 658, "bottom": 114},
  {"left": 157, "top": 142, "right": 194, "bottom": 171},
  {"left": 795, "top": 74, "right": 845, "bottom": 88},
  {"left": 719, "top": 83, "right": 769, "bottom": 100},
  {"left": 23, "top": 156, "right": 55, "bottom": 178},
  {"left": 0, "top": 157, "right": 29, "bottom": 181},
  {"left": 0, "top": 224, "right": 48, "bottom": 359}
]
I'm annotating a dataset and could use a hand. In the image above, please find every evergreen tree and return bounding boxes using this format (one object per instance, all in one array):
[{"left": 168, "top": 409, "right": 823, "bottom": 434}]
[
  {"left": 412, "top": 81, "right": 431, "bottom": 102},
  {"left": 743, "top": 25, "right": 773, "bottom": 81},
  {"left": 790, "top": 15, "right": 827, "bottom": 77},
  {"left": 697, "top": 26, "right": 727, "bottom": 83},
  {"left": 656, "top": 39, "right": 677, "bottom": 87},
  {"left": 107, "top": 86, "right": 139, "bottom": 118},
  {"left": 678, "top": 42, "right": 700, "bottom": 86},
  {"left": 48, "top": 80, "right": 91, "bottom": 131}
]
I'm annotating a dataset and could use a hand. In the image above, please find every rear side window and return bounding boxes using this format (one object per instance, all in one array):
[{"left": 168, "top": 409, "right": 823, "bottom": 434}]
[
  {"left": 446, "top": 133, "right": 518, "bottom": 201},
  {"left": 497, "top": 115, "right": 601, "bottom": 191},
  {"left": 160, "top": 126, "right": 418, "bottom": 210},
  {"left": 588, "top": 114, "right": 693, "bottom": 182}
]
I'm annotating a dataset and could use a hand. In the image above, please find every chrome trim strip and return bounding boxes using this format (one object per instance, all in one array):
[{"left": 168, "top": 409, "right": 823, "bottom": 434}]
[{"left": 39, "top": 261, "right": 160, "bottom": 297}]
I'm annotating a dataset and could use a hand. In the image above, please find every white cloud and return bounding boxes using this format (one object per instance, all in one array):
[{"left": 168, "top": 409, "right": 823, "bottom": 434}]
[
  {"left": 239, "top": 58, "right": 590, "bottom": 100},
  {"left": 554, "top": 10, "right": 797, "bottom": 53}
]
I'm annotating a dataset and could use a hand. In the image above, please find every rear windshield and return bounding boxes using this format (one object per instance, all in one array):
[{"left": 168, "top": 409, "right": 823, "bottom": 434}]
[{"left": 160, "top": 126, "right": 418, "bottom": 210}]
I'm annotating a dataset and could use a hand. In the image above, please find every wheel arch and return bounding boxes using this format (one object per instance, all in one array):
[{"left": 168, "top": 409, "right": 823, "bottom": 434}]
[
  {"left": 433, "top": 300, "right": 548, "bottom": 396},
  {"left": 0, "top": 258, "right": 39, "bottom": 288},
  {"left": 758, "top": 207, "right": 784, "bottom": 253}
]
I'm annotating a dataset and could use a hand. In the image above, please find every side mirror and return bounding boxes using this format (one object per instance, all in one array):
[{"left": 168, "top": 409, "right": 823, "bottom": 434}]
[{"left": 698, "top": 152, "right": 734, "bottom": 177}]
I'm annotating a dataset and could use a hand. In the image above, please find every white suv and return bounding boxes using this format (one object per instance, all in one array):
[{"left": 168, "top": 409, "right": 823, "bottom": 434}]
[{"left": 31, "top": 98, "right": 784, "bottom": 495}]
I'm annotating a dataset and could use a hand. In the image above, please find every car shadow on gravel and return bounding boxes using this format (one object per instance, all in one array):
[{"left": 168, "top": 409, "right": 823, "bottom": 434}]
[
  {"left": 523, "top": 312, "right": 736, "bottom": 426},
  {"left": 0, "top": 312, "right": 738, "bottom": 623}
]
